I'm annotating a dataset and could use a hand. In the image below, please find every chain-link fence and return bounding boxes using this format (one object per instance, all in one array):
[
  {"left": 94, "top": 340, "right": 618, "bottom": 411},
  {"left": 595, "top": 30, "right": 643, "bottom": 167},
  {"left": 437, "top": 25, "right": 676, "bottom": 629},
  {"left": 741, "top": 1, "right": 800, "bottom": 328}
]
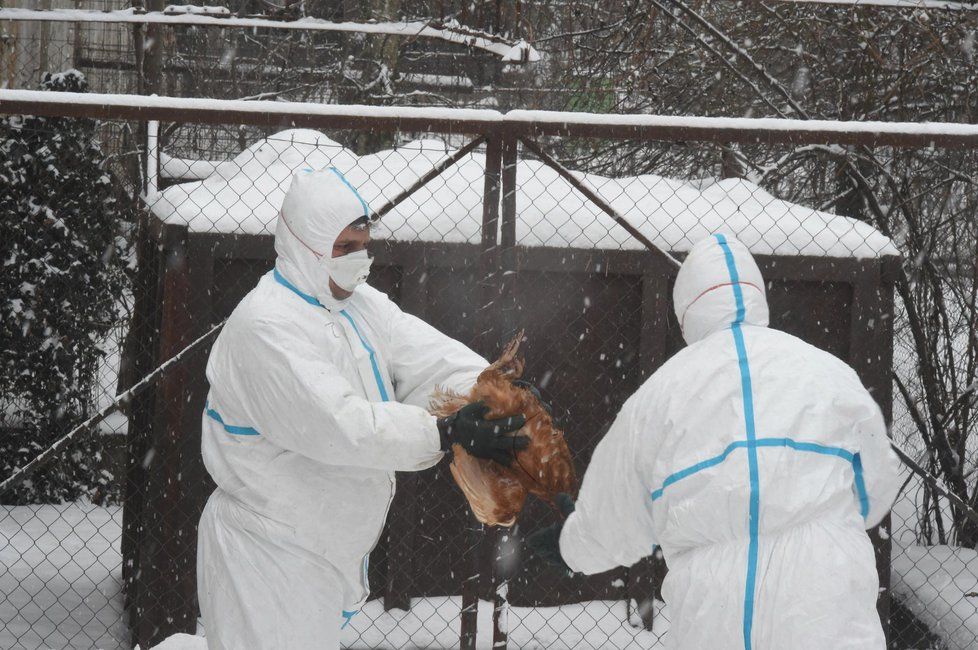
[{"left": 3, "top": 36, "right": 978, "bottom": 650}]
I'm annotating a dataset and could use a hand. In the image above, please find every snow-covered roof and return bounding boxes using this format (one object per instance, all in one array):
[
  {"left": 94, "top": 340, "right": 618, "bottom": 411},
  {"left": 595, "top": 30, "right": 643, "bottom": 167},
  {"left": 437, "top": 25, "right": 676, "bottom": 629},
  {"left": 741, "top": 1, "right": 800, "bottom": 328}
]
[{"left": 148, "top": 129, "right": 899, "bottom": 258}]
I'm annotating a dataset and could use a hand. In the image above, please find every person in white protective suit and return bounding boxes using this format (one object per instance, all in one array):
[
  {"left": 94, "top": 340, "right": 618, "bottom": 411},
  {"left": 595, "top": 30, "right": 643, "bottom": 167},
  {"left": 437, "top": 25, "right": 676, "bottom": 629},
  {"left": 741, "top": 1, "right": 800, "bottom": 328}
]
[
  {"left": 527, "top": 233, "right": 902, "bottom": 650},
  {"left": 197, "top": 169, "right": 528, "bottom": 650}
]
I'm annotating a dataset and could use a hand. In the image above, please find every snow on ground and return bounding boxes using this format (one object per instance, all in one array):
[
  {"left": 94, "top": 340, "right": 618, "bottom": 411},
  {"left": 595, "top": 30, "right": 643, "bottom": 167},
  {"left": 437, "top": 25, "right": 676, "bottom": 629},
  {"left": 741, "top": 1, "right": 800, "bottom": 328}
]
[
  {"left": 147, "top": 597, "right": 668, "bottom": 649},
  {"left": 148, "top": 129, "right": 897, "bottom": 259},
  {"left": 145, "top": 633, "right": 205, "bottom": 650},
  {"left": 2, "top": 504, "right": 665, "bottom": 650},
  {"left": 0, "top": 503, "right": 126, "bottom": 650},
  {"left": 891, "top": 540, "right": 978, "bottom": 650},
  {"left": 342, "top": 596, "right": 667, "bottom": 649}
]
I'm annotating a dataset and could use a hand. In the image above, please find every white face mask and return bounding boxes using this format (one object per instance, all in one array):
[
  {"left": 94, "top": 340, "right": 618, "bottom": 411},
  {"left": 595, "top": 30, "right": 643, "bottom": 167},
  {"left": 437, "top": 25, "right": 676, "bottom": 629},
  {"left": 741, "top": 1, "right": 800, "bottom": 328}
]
[{"left": 324, "top": 249, "right": 373, "bottom": 293}]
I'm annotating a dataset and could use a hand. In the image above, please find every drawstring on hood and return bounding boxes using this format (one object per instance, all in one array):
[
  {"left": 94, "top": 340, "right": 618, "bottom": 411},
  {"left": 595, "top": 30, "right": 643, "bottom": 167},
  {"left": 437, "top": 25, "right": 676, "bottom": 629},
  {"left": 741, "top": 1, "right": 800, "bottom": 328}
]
[
  {"left": 673, "top": 233, "right": 770, "bottom": 344},
  {"left": 274, "top": 168, "right": 371, "bottom": 310}
]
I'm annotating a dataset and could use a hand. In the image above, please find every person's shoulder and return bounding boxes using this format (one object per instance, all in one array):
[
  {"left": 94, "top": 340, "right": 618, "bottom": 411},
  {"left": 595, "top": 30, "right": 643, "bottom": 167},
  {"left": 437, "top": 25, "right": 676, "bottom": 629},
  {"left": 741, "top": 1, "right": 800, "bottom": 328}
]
[
  {"left": 651, "top": 331, "right": 726, "bottom": 376},
  {"left": 753, "top": 327, "right": 867, "bottom": 389},
  {"left": 223, "top": 273, "right": 315, "bottom": 337},
  {"left": 354, "top": 282, "right": 393, "bottom": 307},
  {"left": 348, "top": 283, "right": 401, "bottom": 322},
  {"left": 768, "top": 327, "right": 857, "bottom": 367}
]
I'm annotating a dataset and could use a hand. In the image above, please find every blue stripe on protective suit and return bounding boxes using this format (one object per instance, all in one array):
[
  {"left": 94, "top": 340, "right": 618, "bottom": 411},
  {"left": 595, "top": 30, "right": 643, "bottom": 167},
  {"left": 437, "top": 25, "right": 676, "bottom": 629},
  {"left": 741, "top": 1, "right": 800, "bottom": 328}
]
[
  {"left": 650, "top": 440, "right": 750, "bottom": 501},
  {"left": 852, "top": 453, "right": 869, "bottom": 519},
  {"left": 205, "top": 403, "right": 261, "bottom": 436},
  {"left": 341, "top": 609, "right": 359, "bottom": 630},
  {"left": 339, "top": 309, "right": 390, "bottom": 402},
  {"left": 271, "top": 268, "right": 390, "bottom": 403},
  {"left": 329, "top": 167, "right": 370, "bottom": 218},
  {"left": 273, "top": 267, "right": 322, "bottom": 307},
  {"left": 650, "top": 438, "right": 869, "bottom": 505},
  {"left": 715, "top": 233, "right": 761, "bottom": 650}
]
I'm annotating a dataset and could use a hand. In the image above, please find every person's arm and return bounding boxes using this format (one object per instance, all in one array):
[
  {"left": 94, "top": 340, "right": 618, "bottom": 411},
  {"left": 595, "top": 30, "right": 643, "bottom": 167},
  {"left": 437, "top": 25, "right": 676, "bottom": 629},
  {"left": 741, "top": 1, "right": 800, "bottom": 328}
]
[
  {"left": 386, "top": 305, "right": 488, "bottom": 407},
  {"left": 851, "top": 395, "right": 903, "bottom": 529},
  {"left": 558, "top": 392, "right": 657, "bottom": 575},
  {"left": 215, "top": 316, "right": 443, "bottom": 472}
]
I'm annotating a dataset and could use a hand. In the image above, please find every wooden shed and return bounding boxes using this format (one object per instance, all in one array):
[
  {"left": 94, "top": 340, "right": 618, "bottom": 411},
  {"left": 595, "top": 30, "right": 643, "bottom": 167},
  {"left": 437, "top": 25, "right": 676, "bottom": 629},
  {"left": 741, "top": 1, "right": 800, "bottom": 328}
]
[{"left": 123, "top": 129, "right": 901, "bottom": 648}]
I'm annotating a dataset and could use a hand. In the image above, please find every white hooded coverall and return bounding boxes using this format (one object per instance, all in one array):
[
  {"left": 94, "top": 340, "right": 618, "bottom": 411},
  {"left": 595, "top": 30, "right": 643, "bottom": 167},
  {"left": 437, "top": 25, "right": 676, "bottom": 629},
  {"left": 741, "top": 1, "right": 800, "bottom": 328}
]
[
  {"left": 196, "top": 169, "right": 486, "bottom": 649},
  {"left": 559, "top": 234, "right": 902, "bottom": 649}
]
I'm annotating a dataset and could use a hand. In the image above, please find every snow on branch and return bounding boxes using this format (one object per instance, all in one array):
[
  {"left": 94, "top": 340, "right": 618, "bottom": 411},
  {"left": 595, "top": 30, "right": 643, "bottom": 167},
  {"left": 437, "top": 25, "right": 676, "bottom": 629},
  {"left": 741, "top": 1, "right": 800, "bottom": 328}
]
[
  {"left": 0, "top": 7, "right": 541, "bottom": 63},
  {"left": 772, "top": 0, "right": 978, "bottom": 9}
]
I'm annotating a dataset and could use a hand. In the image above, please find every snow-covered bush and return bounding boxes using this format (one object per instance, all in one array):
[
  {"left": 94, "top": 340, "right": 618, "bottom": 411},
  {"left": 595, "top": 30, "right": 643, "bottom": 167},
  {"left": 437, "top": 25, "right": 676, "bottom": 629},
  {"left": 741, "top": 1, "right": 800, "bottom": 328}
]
[{"left": 0, "top": 70, "right": 132, "bottom": 504}]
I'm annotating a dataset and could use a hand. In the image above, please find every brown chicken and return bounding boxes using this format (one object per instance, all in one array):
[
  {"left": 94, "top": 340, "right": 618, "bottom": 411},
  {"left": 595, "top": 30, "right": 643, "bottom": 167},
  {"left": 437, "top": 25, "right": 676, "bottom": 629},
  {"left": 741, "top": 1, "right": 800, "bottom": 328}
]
[{"left": 430, "top": 333, "right": 577, "bottom": 527}]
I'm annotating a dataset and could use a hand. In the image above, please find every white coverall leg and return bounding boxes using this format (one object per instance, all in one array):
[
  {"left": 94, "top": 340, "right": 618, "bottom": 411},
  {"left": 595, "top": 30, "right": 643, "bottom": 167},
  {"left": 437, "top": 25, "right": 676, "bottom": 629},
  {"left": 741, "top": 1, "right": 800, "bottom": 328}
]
[
  {"left": 198, "top": 491, "right": 346, "bottom": 649},
  {"left": 558, "top": 233, "right": 902, "bottom": 649}
]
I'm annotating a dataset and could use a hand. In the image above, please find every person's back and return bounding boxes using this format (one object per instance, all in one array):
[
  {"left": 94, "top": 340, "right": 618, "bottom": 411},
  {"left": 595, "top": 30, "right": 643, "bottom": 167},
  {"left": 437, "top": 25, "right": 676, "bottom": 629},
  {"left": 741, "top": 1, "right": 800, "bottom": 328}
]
[
  {"left": 646, "top": 324, "right": 890, "bottom": 648},
  {"left": 556, "top": 234, "right": 902, "bottom": 650}
]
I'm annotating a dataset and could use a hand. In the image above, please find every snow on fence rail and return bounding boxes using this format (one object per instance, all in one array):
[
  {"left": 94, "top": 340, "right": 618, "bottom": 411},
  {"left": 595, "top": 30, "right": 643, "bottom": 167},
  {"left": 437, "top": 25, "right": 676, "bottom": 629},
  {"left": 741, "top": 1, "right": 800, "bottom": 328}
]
[{"left": 4, "top": 89, "right": 978, "bottom": 147}]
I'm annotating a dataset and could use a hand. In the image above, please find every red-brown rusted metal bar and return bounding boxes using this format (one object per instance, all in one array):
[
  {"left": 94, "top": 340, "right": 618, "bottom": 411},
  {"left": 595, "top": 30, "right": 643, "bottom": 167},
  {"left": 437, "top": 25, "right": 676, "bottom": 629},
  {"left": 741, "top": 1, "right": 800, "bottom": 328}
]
[
  {"left": 371, "top": 136, "right": 488, "bottom": 222},
  {"left": 518, "top": 137, "right": 682, "bottom": 269},
  {"left": 5, "top": 90, "right": 978, "bottom": 148}
]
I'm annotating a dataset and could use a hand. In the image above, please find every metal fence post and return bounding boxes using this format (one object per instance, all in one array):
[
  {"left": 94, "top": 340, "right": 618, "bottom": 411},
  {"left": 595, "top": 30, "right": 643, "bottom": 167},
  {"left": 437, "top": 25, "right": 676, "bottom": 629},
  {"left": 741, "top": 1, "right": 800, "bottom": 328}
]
[
  {"left": 488, "top": 134, "right": 521, "bottom": 650},
  {"left": 460, "top": 133, "right": 503, "bottom": 650}
]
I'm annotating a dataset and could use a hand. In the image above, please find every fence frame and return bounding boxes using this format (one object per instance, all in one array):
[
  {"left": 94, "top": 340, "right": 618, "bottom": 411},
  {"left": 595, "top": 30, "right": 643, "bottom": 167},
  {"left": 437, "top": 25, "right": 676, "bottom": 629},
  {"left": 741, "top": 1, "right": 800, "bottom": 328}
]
[
  {"left": 3, "top": 92, "right": 951, "bottom": 649},
  {"left": 4, "top": 89, "right": 978, "bottom": 147}
]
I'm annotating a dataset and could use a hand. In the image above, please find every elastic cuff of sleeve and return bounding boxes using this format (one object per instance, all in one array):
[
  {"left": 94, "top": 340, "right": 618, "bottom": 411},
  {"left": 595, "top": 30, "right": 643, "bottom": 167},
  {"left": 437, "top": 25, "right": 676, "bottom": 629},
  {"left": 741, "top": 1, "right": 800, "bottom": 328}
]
[{"left": 436, "top": 416, "right": 452, "bottom": 452}]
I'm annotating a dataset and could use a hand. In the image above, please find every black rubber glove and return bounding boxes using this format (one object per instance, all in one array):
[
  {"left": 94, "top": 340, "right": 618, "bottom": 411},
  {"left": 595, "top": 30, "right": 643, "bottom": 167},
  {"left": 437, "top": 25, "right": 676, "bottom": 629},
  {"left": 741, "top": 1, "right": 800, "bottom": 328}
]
[
  {"left": 437, "top": 401, "right": 529, "bottom": 466},
  {"left": 526, "top": 493, "right": 576, "bottom": 572},
  {"left": 512, "top": 379, "right": 553, "bottom": 416}
]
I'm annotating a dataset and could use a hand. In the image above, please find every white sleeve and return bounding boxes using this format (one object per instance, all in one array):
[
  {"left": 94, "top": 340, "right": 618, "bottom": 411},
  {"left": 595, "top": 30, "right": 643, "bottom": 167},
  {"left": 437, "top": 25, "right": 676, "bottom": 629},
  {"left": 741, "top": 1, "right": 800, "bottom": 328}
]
[
  {"left": 216, "top": 317, "right": 443, "bottom": 472},
  {"left": 386, "top": 305, "right": 488, "bottom": 408},
  {"left": 559, "top": 394, "right": 657, "bottom": 575},
  {"left": 853, "top": 397, "right": 903, "bottom": 529}
]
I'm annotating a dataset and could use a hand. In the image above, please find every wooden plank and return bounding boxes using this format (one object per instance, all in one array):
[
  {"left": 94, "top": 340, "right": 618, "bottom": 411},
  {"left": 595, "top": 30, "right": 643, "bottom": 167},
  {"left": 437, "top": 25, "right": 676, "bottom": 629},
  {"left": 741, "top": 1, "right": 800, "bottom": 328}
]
[
  {"left": 627, "top": 262, "right": 676, "bottom": 630},
  {"left": 846, "top": 260, "right": 893, "bottom": 640},
  {"left": 136, "top": 223, "right": 196, "bottom": 648},
  {"left": 148, "top": 217, "right": 898, "bottom": 287},
  {"left": 121, "top": 214, "right": 163, "bottom": 642},
  {"left": 174, "top": 237, "right": 217, "bottom": 622},
  {"left": 384, "top": 264, "right": 428, "bottom": 612}
]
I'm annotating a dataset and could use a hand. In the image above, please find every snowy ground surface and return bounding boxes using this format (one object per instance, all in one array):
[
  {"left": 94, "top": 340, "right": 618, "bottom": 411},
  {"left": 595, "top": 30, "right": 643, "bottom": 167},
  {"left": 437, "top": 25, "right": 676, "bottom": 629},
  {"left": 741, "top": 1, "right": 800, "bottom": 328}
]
[
  {"left": 891, "top": 540, "right": 978, "bottom": 650},
  {"left": 149, "top": 129, "right": 897, "bottom": 258},
  {"left": 1, "top": 504, "right": 667, "bottom": 649},
  {"left": 342, "top": 597, "right": 668, "bottom": 649},
  {"left": 3, "top": 498, "right": 975, "bottom": 650},
  {"left": 145, "top": 597, "right": 668, "bottom": 650},
  {"left": 0, "top": 504, "right": 126, "bottom": 650}
]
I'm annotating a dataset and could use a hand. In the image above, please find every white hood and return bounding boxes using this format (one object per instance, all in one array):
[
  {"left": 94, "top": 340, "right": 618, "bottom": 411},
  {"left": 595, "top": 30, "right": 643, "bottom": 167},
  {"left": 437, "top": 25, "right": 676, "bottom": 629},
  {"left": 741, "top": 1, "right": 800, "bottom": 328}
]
[
  {"left": 274, "top": 168, "right": 370, "bottom": 309},
  {"left": 673, "top": 233, "right": 770, "bottom": 344}
]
